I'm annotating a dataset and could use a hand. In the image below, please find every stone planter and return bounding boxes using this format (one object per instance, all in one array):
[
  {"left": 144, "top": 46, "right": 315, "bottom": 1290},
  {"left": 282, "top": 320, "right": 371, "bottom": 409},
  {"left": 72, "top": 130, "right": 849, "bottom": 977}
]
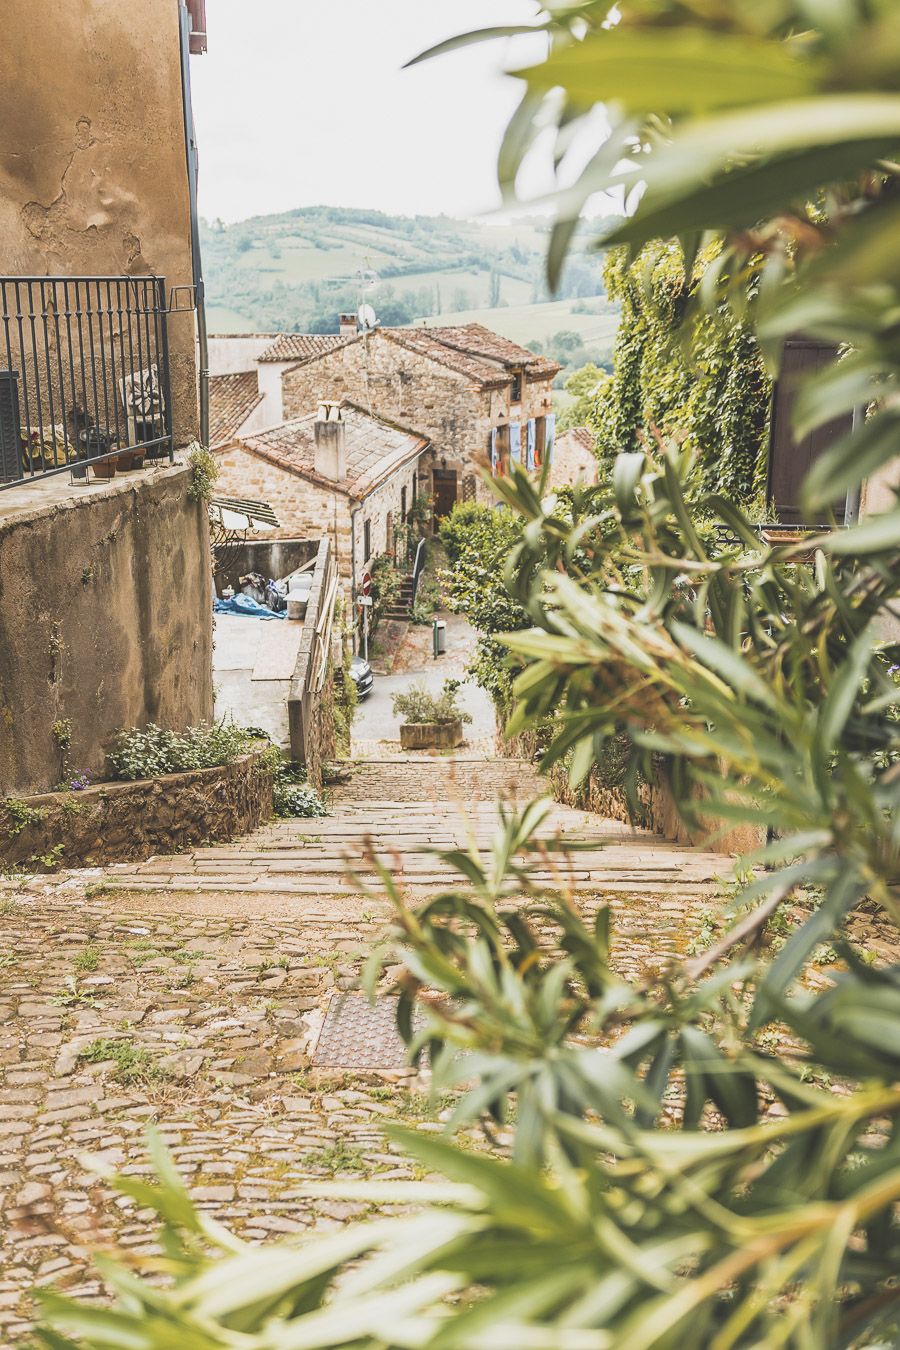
[{"left": 399, "top": 718, "right": 464, "bottom": 751}]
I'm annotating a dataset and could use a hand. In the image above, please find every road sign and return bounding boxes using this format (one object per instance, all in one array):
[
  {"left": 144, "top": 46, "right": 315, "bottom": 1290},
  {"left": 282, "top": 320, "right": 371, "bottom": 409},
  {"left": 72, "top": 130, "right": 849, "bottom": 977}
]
[
  {"left": 357, "top": 595, "right": 373, "bottom": 607},
  {"left": 361, "top": 570, "right": 372, "bottom": 597}
]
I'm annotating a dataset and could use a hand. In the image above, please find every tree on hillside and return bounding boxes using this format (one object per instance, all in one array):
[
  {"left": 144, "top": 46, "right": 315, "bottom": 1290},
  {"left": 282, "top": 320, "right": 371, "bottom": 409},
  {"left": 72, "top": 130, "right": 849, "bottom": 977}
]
[{"left": 557, "top": 361, "right": 607, "bottom": 430}]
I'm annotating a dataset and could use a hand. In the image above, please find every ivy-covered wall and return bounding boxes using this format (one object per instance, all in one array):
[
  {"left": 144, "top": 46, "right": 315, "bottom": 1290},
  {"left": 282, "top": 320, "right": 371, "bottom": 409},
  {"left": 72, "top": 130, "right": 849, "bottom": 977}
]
[{"left": 587, "top": 244, "right": 772, "bottom": 500}]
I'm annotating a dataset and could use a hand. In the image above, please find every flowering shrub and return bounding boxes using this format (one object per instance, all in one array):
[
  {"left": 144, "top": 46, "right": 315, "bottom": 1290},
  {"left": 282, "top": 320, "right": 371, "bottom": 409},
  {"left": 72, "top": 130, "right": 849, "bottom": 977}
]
[
  {"left": 272, "top": 762, "right": 328, "bottom": 818},
  {"left": 107, "top": 722, "right": 257, "bottom": 781}
]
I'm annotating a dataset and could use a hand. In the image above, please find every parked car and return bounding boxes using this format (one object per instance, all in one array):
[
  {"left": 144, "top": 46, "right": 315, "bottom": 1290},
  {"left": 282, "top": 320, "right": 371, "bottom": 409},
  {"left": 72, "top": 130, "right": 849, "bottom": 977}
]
[{"left": 350, "top": 655, "right": 374, "bottom": 700}]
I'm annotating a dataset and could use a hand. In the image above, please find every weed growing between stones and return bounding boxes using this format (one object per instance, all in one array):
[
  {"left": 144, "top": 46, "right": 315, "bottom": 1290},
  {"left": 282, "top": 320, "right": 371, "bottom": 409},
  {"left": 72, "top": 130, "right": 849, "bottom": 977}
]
[{"left": 78, "top": 1038, "right": 168, "bottom": 1087}]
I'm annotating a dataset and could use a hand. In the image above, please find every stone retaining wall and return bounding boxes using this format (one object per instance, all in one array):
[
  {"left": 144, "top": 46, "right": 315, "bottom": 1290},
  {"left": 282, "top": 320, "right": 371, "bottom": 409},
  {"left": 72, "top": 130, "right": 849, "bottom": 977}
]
[
  {"left": 500, "top": 728, "right": 762, "bottom": 856},
  {"left": 0, "top": 748, "right": 274, "bottom": 871}
]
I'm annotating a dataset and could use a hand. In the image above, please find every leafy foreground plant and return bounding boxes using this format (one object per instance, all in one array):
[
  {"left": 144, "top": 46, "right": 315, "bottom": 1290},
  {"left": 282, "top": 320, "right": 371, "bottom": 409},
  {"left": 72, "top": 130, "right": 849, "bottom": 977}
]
[
  {"left": 34, "top": 2, "right": 900, "bottom": 1346},
  {"left": 34, "top": 807, "right": 900, "bottom": 1348}
]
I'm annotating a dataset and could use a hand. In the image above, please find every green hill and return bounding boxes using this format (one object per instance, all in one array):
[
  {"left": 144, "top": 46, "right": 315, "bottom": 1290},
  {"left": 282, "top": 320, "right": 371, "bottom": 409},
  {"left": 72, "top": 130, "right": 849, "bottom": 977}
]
[{"left": 201, "top": 206, "right": 619, "bottom": 383}]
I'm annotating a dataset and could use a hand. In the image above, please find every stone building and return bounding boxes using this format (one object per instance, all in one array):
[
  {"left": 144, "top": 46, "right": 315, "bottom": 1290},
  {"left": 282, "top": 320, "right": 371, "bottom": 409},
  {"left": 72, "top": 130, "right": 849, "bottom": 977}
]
[
  {"left": 549, "top": 428, "right": 599, "bottom": 489},
  {"left": 279, "top": 324, "right": 560, "bottom": 516},
  {"left": 215, "top": 402, "right": 429, "bottom": 591}
]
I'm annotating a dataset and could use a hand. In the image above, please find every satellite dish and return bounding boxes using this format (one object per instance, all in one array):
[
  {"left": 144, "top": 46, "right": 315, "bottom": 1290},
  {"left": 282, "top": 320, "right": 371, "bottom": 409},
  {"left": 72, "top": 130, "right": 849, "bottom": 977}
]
[{"left": 358, "top": 303, "right": 377, "bottom": 331}]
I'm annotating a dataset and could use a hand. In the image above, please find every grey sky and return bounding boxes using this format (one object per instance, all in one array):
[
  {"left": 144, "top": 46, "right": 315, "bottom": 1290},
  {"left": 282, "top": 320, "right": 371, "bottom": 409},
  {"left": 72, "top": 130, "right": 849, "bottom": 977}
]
[{"left": 190, "top": 1, "right": 539, "bottom": 223}]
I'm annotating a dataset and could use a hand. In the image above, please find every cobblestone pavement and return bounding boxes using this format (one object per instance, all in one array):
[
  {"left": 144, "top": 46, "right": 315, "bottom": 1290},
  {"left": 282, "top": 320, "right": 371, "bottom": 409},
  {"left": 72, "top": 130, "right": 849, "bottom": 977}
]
[{"left": 0, "top": 757, "right": 738, "bottom": 1338}]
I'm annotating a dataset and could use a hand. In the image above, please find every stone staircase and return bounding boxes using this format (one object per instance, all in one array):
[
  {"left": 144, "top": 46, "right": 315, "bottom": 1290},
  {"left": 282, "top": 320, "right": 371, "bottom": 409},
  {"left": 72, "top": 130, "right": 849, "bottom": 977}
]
[
  {"left": 382, "top": 572, "right": 416, "bottom": 621},
  {"left": 105, "top": 758, "right": 727, "bottom": 899}
]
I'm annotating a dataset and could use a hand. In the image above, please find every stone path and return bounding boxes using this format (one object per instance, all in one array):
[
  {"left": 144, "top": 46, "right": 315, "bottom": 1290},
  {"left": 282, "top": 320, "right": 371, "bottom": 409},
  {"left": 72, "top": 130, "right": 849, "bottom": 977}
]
[
  {"left": 0, "top": 756, "right": 733, "bottom": 1339},
  {"left": 104, "top": 758, "right": 726, "bottom": 898}
]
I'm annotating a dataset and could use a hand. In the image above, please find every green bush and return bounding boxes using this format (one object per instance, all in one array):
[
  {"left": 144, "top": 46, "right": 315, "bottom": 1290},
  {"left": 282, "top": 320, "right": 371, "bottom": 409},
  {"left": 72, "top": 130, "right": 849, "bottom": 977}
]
[
  {"left": 107, "top": 722, "right": 257, "bottom": 780},
  {"left": 392, "top": 678, "right": 472, "bottom": 726},
  {"left": 272, "top": 762, "right": 327, "bottom": 818},
  {"left": 368, "top": 552, "right": 402, "bottom": 632}
]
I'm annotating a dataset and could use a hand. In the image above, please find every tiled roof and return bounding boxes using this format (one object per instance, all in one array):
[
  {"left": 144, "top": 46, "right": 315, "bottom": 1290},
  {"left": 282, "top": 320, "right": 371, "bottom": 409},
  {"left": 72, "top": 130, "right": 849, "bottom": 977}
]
[
  {"left": 423, "top": 323, "right": 562, "bottom": 382},
  {"left": 382, "top": 327, "right": 511, "bottom": 388},
  {"left": 209, "top": 371, "right": 264, "bottom": 448},
  {"left": 237, "top": 403, "right": 428, "bottom": 500},
  {"left": 559, "top": 427, "right": 596, "bottom": 452},
  {"left": 265, "top": 322, "right": 561, "bottom": 388},
  {"left": 258, "top": 333, "right": 349, "bottom": 363}
]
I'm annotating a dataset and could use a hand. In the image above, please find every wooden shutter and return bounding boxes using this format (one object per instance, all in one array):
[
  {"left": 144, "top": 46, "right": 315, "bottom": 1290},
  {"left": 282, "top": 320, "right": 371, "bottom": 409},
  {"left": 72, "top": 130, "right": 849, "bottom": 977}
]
[
  {"left": 186, "top": 0, "right": 208, "bottom": 53},
  {"left": 767, "top": 339, "right": 853, "bottom": 526}
]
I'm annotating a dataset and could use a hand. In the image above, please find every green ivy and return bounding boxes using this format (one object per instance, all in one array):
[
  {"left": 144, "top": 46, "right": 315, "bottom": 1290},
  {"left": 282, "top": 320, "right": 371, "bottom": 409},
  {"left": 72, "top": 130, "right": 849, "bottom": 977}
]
[{"left": 588, "top": 243, "right": 771, "bottom": 501}]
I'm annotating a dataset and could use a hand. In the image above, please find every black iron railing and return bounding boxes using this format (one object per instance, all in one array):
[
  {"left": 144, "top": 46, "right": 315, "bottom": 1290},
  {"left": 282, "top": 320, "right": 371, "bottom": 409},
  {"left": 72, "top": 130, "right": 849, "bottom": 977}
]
[{"left": 0, "top": 276, "right": 173, "bottom": 489}]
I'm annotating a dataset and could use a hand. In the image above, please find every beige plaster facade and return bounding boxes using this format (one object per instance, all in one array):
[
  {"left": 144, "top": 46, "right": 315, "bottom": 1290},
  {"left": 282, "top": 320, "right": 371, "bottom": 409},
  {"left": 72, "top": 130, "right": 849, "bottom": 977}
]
[
  {"left": 0, "top": 0, "right": 199, "bottom": 446},
  {"left": 0, "top": 466, "right": 213, "bottom": 796}
]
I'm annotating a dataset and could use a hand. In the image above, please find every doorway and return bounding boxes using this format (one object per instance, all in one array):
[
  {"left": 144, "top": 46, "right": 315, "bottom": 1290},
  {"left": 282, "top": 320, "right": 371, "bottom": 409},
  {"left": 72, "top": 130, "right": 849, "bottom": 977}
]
[{"left": 432, "top": 467, "right": 458, "bottom": 523}]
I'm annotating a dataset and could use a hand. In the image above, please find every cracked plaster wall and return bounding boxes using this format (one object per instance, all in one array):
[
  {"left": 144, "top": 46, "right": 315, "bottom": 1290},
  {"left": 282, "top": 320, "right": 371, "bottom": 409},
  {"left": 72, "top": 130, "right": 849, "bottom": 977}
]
[{"left": 0, "top": 0, "right": 198, "bottom": 444}]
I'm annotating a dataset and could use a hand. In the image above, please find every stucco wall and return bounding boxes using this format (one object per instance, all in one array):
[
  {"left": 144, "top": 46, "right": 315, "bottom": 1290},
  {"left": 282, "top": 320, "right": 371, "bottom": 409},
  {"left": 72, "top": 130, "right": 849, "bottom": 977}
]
[
  {"left": 0, "top": 0, "right": 199, "bottom": 445},
  {"left": 0, "top": 466, "right": 213, "bottom": 796}
]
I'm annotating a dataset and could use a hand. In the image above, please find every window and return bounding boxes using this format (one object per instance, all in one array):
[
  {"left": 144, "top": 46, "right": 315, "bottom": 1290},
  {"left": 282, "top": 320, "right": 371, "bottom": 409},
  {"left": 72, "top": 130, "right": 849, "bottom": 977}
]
[
  {"left": 412, "top": 471, "right": 417, "bottom": 504},
  {"left": 363, "top": 518, "right": 371, "bottom": 562},
  {"left": 401, "top": 486, "right": 407, "bottom": 521},
  {"left": 511, "top": 370, "right": 523, "bottom": 404},
  {"left": 534, "top": 417, "right": 546, "bottom": 468}
]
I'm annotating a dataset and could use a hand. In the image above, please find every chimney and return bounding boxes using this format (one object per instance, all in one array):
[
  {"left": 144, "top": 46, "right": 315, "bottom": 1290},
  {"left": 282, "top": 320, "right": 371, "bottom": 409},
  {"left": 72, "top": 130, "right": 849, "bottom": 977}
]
[
  {"left": 314, "top": 401, "right": 347, "bottom": 481},
  {"left": 339, "top": 313, "right": 357, "bottom": 339}
]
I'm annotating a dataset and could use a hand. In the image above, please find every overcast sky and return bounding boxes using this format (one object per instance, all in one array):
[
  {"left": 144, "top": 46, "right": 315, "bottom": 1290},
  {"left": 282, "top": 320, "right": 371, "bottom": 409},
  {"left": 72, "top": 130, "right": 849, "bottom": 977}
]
[{"left": 190, "top": 1, "right": 543, "bottom": 224}]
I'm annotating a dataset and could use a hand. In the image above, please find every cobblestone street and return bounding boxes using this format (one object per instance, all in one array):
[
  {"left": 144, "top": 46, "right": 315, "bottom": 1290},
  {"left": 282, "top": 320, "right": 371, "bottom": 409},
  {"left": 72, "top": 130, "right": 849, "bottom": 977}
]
[{"left": 0, "top": 758, "right": 770, "bottom": 1338}]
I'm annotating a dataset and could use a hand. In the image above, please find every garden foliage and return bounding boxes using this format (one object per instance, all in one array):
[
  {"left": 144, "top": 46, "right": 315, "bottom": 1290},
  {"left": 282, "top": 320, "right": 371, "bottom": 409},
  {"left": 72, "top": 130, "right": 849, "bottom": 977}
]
[
  {"left": 589, "top": 244, "right": 771, "bottom": 500},
  {"left": 36, "top": 2, "right": 900, "bottom": 1347}
]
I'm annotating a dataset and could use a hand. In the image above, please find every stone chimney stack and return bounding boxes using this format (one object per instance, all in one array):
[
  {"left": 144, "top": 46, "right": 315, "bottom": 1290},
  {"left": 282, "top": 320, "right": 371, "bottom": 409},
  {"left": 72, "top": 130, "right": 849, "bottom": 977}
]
[
  {"left": 339, "top": 313, "right": 357, "bottom": 339},
  {"left": 314, "top": 401, "right": 347, "bottom": 481}
]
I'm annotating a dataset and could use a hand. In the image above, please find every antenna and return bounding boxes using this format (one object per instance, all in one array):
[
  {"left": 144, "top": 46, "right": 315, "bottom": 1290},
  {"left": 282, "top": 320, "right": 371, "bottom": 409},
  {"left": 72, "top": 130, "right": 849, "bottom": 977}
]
[{"left": 358, "top": 302, "right": 377, "bottom": 331}]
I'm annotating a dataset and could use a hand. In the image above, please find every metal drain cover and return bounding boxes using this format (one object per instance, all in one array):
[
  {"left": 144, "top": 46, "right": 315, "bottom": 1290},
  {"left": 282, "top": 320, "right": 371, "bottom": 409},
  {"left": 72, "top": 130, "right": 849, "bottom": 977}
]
[{"left": 312, "top": 993, "right": 416, "bottom": 1069}]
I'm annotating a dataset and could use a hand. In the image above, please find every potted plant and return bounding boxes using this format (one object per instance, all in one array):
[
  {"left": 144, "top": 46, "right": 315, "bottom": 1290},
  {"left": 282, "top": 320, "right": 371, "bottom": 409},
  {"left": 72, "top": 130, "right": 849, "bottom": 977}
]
[{"left": 392, "top": 678, "right": 472, "bottom": 750}]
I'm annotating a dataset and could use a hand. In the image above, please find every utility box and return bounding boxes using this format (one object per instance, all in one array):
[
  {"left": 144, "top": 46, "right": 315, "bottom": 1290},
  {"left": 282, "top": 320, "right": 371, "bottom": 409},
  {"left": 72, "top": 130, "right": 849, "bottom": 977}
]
[{"left": 433, "top": 619, "right": 447, "bottom": 657}]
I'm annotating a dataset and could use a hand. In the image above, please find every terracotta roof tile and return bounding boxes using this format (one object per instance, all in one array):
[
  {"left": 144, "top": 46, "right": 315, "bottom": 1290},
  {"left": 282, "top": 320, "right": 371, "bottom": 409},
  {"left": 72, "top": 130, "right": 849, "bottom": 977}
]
[
  {"left": 209, "top": 371, "right": 264, "bottom": 448},
  {"left": 262, "top": 322, "right": 561, "bottom": 388},
  {"left": 423, "top": 323, "right": 562, "bottom": 382},
  {"left": 258, "top": 333, "right": 349, "bottom": 363},
  {"left": 382, "top": 328, "right": 511, "bottom": 388},
  {"left": 559, "top": 427, "right": 596, "bottom": 453},
  {"left": 238, "top": 403, "right": 428, "bottom": 500}
]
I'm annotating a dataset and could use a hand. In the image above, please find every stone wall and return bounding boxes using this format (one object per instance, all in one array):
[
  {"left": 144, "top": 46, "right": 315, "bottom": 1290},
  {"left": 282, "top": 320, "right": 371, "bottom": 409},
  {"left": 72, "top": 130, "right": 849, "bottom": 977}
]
[
  {"left": 281, "top": 331, "right": 555, "bottom": 508},
  {"left": 549, "top": 430, "right": 599, "bottom": 490},
  {"left": 0, "top": 747, "right": 274, "bottom": 870},
  {"left": 0, "top": 0, "right": 199, "bottom": 445},
  {"left": 213, "top": 538, "right": 319, "bottom": 594},
  {"left": 214, "top": 443, "right": 425, "bottom": 591},
  {"left": 215, "top": 444, "right": 353, "bottom": 552},
  {"left": 500, "top": 728, "right": 763, "bottom": 856},
  {"left": 0, "top": 465, "right": 213, "bottom": 796},
  {"left": 352, "top": 458, "right": 422, "bottom": 581}
]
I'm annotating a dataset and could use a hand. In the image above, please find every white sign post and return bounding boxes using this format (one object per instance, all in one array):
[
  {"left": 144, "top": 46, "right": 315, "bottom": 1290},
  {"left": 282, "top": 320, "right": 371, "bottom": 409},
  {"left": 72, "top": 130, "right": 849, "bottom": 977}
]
[{"left": 359, "top": 570, "right": 373, "bottom": 663}]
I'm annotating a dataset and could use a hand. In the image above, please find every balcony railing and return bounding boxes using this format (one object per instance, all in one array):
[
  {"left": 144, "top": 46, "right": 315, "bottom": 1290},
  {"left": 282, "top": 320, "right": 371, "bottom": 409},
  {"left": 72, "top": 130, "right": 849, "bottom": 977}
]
[{"left": 0, "top": 276, "right": 173, "bottom": 490}]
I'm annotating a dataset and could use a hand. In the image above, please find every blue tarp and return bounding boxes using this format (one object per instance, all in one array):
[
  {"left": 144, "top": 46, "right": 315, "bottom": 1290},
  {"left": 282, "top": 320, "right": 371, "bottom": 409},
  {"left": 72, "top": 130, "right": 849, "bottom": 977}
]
[{"left": 213, "top": 595, "right": 285, "bottom": 620}]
